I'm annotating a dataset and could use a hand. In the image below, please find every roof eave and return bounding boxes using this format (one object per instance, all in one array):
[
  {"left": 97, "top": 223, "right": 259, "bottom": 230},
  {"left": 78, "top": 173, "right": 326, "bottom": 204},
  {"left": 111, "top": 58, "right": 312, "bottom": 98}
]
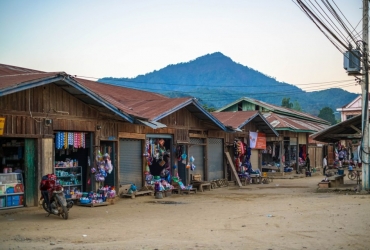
[
  {"left": 64, "top": 77, "right": 134, "bottom": 123},
  {"left": 0, "top": 74, "right": 65, "bottom": 96}
]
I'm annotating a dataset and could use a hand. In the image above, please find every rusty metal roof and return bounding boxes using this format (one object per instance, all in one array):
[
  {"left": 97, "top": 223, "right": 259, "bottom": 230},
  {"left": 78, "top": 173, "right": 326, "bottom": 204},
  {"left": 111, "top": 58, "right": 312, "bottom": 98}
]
[
  {"left": 0, "top": 64, "right": 227, "bottom": 129},
  {"left": 74, "top": 78, "right": 226, "bottom": 129},
  {"left": 311, "top": 115, "right": 361, "bottom": 142},
  {"left": 0, "top": 63, "right": 63, "bottom": 91},
  {"left": 217, "top": 97, "right": 330, "bottom": 125},
  {"left": 211, "top": 111, "right": 279, "bottom": 137},
  {"left": 0, "top": 72, "right": 61, "bottom": 91},
  {"left": 264, "top": 112, "right": 329, "bottom": 133},
  {"left": 0, "top": 64, "right": 43, "bottom": 75}
]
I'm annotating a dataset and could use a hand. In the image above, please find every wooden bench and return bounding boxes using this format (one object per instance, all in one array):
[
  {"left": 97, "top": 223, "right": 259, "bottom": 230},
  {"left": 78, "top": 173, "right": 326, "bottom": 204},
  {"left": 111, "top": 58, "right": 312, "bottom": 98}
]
[
  {"left": 191, "top": 181, "right": 212, "bottom": 192},
  {"left": 120, "top": 184, "right": 153, "bottom": 199},
  {"left": 327, "top": 174, "right": 346, "bottom": 188},
  {"left": 172, "top": 187, "right": 197, "bottom": 194}
]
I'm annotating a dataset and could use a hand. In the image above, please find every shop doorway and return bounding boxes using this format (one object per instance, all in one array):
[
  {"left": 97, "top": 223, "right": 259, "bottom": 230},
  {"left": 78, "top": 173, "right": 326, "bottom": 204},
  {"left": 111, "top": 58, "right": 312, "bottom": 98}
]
[
  {"left": 100, "top": 141, "right": 116, "bottom": 187},
  {"left": 54, "top": 132, "right": 91, "bottom": 193}
]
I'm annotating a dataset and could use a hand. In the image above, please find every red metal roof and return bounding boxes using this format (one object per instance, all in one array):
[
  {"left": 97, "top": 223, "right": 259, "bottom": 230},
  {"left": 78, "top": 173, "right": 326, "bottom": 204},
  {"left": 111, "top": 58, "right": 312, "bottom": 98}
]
[
  {"left": 74, "top": 78, "right": 189, "bottom": 119},
  {"left": 211, "top": 111, "right": 258, "bottom": 129},
  {"left": 0, "top": 63, "right": 62, "bottom": 90},
  {"left": 0, "top": 73, "right": 60, "bottom": 90},
  {"left": 264, "top": 113, "right": 329, "bottom": 132},
  {"left": 0, "top": 64, "right": 43, "bottom": 76}
]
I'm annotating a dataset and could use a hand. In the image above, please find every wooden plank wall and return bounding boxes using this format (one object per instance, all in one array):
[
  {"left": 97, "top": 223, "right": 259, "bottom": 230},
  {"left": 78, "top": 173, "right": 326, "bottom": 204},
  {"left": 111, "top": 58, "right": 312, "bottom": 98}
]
[{"left": 0, "top": 84, "right": 110, "bottom": 136}]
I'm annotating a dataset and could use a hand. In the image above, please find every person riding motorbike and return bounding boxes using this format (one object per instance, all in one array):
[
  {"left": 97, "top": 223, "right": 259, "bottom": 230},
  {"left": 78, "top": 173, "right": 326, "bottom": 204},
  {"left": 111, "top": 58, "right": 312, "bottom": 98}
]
[{"left": 40, "top": 174, "right": 57, "bottom": 210}]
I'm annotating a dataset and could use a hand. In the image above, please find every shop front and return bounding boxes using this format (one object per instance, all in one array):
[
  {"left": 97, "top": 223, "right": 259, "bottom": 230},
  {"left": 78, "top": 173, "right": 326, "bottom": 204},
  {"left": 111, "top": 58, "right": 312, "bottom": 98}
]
[
  {"left": 119, "top": 134, "right": 174, "bottom": 190},
  {"left": 188, "top": 138, "right": 205, "bottom": 181},
  {"left": 54, "top": 131, "right": 93, "bottom": 194}
]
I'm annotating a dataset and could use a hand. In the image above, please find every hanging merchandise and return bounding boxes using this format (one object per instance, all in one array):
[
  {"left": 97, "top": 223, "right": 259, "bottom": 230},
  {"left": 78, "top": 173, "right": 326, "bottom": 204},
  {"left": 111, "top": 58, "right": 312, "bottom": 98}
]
[
  {"left": 92, "top": 150, "right": 113, "bottom": 183},
  {"left": 55, "top": 131, "right": 86, "bottom": 150},
  {"left": 190, "top": 156, "right": 195, "bottom": 163},
  {"left": 190, "top": 164, "right": 196, "bottom": 171}
]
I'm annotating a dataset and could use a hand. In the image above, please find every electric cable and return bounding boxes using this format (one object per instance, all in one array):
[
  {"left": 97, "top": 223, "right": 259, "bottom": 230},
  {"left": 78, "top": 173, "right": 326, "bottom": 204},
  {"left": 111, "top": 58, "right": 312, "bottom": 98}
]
[{"left": 330, "top": 0, "right": 363, "bottom": 40}]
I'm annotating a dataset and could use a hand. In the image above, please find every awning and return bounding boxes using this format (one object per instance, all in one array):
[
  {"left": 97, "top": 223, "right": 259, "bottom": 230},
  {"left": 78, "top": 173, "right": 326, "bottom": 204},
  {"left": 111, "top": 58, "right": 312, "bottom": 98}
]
[{"left": 137, "top": 119, "right": 167, "bottom": 129}]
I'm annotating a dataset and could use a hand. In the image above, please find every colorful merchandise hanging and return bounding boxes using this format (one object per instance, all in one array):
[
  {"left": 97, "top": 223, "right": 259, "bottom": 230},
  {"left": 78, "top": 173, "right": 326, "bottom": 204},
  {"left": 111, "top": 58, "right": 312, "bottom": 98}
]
[{"left": 55, "top": 131, "right": 86, "bottom": 149}]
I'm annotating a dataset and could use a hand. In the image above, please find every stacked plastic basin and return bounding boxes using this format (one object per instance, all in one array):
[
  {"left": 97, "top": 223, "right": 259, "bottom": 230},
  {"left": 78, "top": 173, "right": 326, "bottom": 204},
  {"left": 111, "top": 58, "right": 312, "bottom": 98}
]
[{"left": 6, "top": 187, "right": 23, "bottom": 206}]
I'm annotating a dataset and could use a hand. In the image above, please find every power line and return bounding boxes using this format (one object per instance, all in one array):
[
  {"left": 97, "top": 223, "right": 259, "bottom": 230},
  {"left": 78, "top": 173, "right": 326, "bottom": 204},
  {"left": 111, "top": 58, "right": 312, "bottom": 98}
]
[{"left": 76, "top": 74, "right": 355, "bottom": 87}]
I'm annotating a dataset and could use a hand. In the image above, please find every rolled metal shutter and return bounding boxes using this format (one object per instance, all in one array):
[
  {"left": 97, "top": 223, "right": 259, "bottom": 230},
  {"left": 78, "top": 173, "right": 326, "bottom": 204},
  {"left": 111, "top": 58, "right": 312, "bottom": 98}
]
[
  {"left": 250, "top": 149, "right": 259, "bottom": 171},
  {"left": 189, "top": 138, "right": 204, "bottom": 180},
  {"left": 207, "top": 138, "right": 224, "bottom": 181},
  {"left": 119, "top": 139, "right": 142, "bottom": 186}
]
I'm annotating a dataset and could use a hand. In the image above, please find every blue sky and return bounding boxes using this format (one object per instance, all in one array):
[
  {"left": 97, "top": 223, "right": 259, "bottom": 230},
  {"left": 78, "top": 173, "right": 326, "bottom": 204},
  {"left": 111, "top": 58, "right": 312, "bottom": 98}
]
[{"left": 0, "top": 0, "right": 363, "bottom": 94}]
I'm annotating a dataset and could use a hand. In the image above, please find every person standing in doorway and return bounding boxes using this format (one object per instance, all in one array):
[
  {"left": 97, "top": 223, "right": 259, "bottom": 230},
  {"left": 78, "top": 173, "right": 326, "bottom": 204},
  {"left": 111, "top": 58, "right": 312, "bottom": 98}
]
[
  {"left": 306, "top": 153, "right": 311, "bottom": 173},
  {"left": 323, "top": 155, "right": 328, "bottom": 176}
]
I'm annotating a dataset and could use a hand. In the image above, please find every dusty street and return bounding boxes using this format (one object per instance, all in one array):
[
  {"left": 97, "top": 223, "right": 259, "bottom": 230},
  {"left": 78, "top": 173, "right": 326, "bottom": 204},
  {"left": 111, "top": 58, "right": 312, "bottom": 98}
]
[{"left": 1, "top": 174, "right": 370, "bottom": 250}]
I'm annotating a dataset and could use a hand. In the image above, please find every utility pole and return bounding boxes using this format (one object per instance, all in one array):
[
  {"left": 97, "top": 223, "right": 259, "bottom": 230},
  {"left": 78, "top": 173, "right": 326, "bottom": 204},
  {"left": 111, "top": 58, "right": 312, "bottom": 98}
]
[{"left": 361, "top": 0, "right": 369, "bottom": 191}]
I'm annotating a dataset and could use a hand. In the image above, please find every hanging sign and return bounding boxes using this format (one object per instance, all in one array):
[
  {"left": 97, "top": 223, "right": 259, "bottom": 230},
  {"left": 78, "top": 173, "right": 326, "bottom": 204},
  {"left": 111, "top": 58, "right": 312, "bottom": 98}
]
[
  {"left": 0, "top": 117, "right": 5, "bottom": 136},
  {"left": 249, "top": 132, "right": 266, "bottom": 149}
]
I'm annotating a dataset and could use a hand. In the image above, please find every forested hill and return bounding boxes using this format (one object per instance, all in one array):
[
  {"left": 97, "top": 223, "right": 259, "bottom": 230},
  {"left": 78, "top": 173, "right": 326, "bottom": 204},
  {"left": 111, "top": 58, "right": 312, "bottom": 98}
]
[{"left": 99, "top": 52, "right": 358, "bottom": 116}]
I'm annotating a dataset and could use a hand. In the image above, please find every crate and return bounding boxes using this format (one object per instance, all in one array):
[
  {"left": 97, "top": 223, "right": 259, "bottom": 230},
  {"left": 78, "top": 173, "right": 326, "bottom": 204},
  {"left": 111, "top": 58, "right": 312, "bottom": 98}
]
[
  {"left": 192, "top": 174, "right": 201, "bottom": 181},
  {"left": 318, "top": 182, "right": 330, "bottom": 189}
]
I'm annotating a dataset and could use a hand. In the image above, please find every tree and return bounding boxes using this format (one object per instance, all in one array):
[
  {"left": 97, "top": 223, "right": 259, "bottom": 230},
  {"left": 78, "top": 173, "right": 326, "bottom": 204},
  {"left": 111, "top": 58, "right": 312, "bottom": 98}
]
[
  {"left": 292, "top": 100, "right": 302, "bottom": 112},
  {"left": 318, "top": 107, "right": 337, "bottom": 125},
  {"left": 202, "top": 104, "right": 216, "bottom": 112},
  {"left": 281, "top": 97, "right": 293, "bottom": 109}
]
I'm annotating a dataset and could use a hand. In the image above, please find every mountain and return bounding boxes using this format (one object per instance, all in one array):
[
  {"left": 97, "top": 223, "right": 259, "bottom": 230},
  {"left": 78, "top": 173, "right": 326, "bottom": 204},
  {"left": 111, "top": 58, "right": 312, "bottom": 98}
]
[{"left": 99, "top": 52, "right": 358, "bottom": 117}]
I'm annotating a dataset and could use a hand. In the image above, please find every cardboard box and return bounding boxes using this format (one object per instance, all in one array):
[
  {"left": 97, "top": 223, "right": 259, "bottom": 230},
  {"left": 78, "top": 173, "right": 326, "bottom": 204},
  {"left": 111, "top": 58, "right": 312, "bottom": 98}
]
[
  {"left": 106, "top": 198, "right": 115, "bottom": 205},
  {"left": 318, "top": 182, "right": 330, "bottom": 189}
]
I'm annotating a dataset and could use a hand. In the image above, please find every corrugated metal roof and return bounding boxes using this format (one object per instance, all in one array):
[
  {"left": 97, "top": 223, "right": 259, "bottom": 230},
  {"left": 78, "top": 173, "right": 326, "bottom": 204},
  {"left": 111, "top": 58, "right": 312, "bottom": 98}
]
[
  {"left": 264, "top": 112, "right": 329, "bottom": 133},
  {"left": 0, "top": 73, "right": 61, "bottom": 90},
  {"left": 75, "top": 78, "right": 226, "bottom": 129},
  {"left": 0, "top": 64, "right": 227, "bottom": 130},
  {"left": 211, "top": 111, "right": 258, "bottom": 128},
  {"left": 211, "top": 111, "right": 279, "bottom": 137},
  {"left": 311, "top": 115, "right": 362, "bottom": 142},
  {"left": 217, "top": 97, "right": 329, "bottom": 125},
  {"left": 0, "top": 64, "right": 43, "bottom": 75}
]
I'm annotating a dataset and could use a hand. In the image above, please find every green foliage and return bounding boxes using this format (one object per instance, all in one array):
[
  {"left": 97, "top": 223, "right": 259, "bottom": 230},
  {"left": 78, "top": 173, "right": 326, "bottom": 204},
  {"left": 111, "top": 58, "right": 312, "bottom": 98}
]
[
  {"left": 202, "top": 104, "right": 216, "bottom": 112},
  {"left": 318, "top": 107, "right": 337, "bottom": 125},
  {"left": 293, "top": 100, "right": 302, "bottom": 112},
  {"left": 281, "top": 97, "right": 293, "bottom": 108}
]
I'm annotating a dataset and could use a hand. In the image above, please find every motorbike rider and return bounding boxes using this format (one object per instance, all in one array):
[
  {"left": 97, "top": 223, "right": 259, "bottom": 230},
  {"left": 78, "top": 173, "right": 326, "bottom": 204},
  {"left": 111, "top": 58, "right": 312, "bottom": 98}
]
[{"left": 39, "top": 174, "right": 57, "bottom": 211}]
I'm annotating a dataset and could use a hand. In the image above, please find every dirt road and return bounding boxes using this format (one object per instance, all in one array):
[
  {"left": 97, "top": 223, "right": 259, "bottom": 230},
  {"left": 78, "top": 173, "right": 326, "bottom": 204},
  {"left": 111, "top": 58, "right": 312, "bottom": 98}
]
[{"left": 1, "top": 174, "right": 369, "bottom": 250}]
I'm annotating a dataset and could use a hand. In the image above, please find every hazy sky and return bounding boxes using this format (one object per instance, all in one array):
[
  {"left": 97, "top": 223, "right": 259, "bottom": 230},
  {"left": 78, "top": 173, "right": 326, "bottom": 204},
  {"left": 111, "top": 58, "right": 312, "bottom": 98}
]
[{"left": 0, "top": 0, "right": 364, "bottom": 94}]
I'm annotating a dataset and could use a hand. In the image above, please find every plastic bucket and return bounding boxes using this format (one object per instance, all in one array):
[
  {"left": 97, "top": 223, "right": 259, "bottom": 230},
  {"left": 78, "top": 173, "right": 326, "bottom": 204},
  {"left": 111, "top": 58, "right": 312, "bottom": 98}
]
[{"left": 338, "top": 169, "right": 344, "bottom": 175}]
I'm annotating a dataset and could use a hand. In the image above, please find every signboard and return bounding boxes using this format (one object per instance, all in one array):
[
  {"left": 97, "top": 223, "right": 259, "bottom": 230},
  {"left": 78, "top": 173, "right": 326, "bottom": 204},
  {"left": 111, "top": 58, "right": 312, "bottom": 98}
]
[
  {"left": 0, "top": 117, "right": 5, "bottom": 136},
  {"left": 249, "top": 132, "right": 266, "bottom": 149}
]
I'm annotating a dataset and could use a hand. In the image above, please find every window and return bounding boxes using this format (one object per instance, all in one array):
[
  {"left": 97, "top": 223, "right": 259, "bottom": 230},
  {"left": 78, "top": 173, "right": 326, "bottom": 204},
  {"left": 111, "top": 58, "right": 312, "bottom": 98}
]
[{"left": 346, "top": 115, "right": 354, "bottom": 119}]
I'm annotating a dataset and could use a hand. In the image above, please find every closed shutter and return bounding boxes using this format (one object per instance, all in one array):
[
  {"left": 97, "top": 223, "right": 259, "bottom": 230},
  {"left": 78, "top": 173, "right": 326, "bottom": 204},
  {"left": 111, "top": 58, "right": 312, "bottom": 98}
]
[
  {"left": 119, "top": 139, "right": 142, "bottom": 186},
  {"left": 207, "top": 138, "right": 224, "bottom": 180},
  {"left": 189, "top": 138, "right": 204, "bottom": 180},
  {"left": 250, "top": 149, "right": 259, "bottom": 171}
]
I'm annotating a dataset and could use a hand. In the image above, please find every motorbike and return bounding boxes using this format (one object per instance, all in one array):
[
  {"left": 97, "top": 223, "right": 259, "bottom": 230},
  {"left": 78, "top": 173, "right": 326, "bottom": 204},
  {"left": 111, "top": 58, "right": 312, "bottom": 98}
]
[{"left": 39, "top": 174, "right": 73, "bottom": 220}]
